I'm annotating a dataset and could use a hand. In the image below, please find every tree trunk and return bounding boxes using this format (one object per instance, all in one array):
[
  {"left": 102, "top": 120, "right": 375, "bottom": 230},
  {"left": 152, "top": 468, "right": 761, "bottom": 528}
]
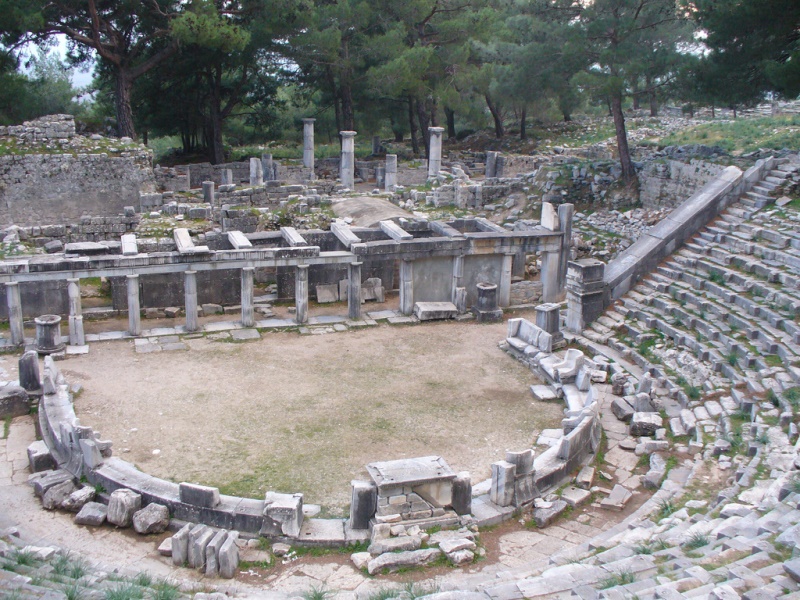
[
  {"left": 114, "top": 71, "right": 136, "bottom": 138},
  {"left": 341, "top": 83, "right": 355, "bottom": 131},
  {"left": 711, "top": 105, "right": 715, "bottom": 118},
  {"left": 563, "top": 112, "right": 572, "bottom": 122},
  {"left": 416, "top": 99, "right": 430, "bottom": 158},
  {"left": 610, "top": 92, "right": 637, "bottom": 185},
  {"left": 733, "top": 106, "right": 737, "bottom": 119},
  {"left": 428, "top": 96, "right": 438, "bottom": 127},
  {"left": 408, "top": 96, "right": 420, "bottom": 156},
  {"left": 647, "top": 75, "right": 658, "bottom": 116},
  {"left": 326, "top": 68, "right": 342, "bottom": 132},
  {"left": 207, "top": 69, "right": 225, "bottom": 164},
  {"left": 520, "top": 105, "right": 527, "bottom": 140},
  {"left": 485, "top": 94, "right": 504, "bottom": 139},
  {"left": 632, "top": 88, "right": 640, "bottom": 110},
  {"left": 444, "top": 107, "right": 456, "bottom": 139}
]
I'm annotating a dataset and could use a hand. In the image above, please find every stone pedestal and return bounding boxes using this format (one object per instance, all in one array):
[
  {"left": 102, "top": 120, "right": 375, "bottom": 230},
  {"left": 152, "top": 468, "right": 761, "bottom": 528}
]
[
  {"left": 399, "top": 260, "right": 414, "bottom": 315},
  {"left": 295, "top": 265, "right": 309, "bottom": 324},
  {"left": 67, "top": 278, "right": 85, "bottom": 346},
  {"left": 221, "top": 169, "right": 233, "bottom": 185},
  {"left": 35, "top": 315, "right": 64, "bottom": 354},
  {"left": 302, "top": 118, "right": 315, "bottom": 171},
  {"left": 566, "top": 259, "right": 606, "bottom": 333},
  {"left": 185, "top": 271, "right": 199, "bottom": 332},
  {"left": 202, "top": 181, "right": 215, "bottom": 205},
  {"left": 385, "top": 154, "right": 398, "bottom": 191},
  {"left": 348, "top": 262, "right": 362, "bottom": 320},
  {"left": 428, "top": 127, "right": 444, "bottom": 178},
  {"left": 349, "top": 480, "right": 377, "bottom": 530},
  {"left": 249, "top": 157, "right": 263, "bottom": 186},
  {"left": 6, "top": 282, "right": 23, "bottom": 346},
  {"left": 127, "top": 275, "right": 141, "bottom": 336},
  {"left": 241, "top": 267, "right": 255, "bottom": 327},
  {"left": 340, "top": 131, "right": 357, "bottom": 189},
  {"left": 472, "top": 282, "right": 503, "bottom": 323},
  {"left": 535, "top": 303, "right": 563, "bottom": 348}
]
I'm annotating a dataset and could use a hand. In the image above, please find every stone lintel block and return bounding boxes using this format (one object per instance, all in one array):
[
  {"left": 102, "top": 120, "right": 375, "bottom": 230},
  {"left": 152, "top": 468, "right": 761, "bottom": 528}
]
[{"left": 179, "top": 482, "right": 221, "bottom": 508}]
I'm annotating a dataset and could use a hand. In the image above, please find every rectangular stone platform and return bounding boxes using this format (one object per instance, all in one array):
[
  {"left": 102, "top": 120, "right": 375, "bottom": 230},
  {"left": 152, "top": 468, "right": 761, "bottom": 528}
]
[{"left": 413, "top": 302, "right": 457, "bottom": 321}]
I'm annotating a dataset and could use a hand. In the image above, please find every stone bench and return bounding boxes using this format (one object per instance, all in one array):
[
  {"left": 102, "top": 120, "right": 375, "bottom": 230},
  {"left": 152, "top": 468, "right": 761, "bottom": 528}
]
[{"left": 506, "top": 318, "right": 553, "bottom": 356}]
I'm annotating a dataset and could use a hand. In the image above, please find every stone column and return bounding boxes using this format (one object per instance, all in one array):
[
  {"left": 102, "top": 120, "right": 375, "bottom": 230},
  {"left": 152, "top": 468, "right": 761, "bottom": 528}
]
[
  {"left": 540, "top": 251, "right": 560, "bottom": 303},
  {"left": 295, "top": 265, "right": 309, "bottom": 324},
  {"left": 250, "top": 157, "right": 263, "bottom": 186},
  {"left": 67, "top": 278, "right": 85, "bottom": 346},
  {"left": 202, "top": 181, "right": 215, "bottom": 205},
  {"left": 340, "top": 131, "right": 357, "bottom": 189},
  {"left": 185, "top": 270, "right": 198, "bottom": 332},
  {"left": 499, "top": 252, "right": 514, "bottom": 307},
  {"left": 451, "top": 254, "right": 464, "bottom": 303},
  {"left": 399, "top": 259, "right": 414, "bottom": 315},
  {"left": 262, "top": 153, "right": 274, "bottom": 181},
  {"left": 427, "top": 127, "right": 445, "bottom": 178},
  {"left": 221, "top": 169, "right": 233, "bottom": 185},
  {"left": 485, "top": 151, "right": 498, "bottom": 178},
  {"left": 385, "top": 154, "right": 398, "bottom": 191},
  {"left": 127, "top": 275, "right": 141, "bottom": 336},
  {"left": 241, "top": 267, "right": 255, "bottom": 327},
  {"left": 348, "top": 262, "right": 362, "bottom": 320},
  {"left": 556, "top": 203, "right": 574, "bottom": 302},
  {"left": 6, "top": 282, "right": 23, "bottom": 346},
  {"left": 302, "top": 118, "right": 315, "bottom": 171}
]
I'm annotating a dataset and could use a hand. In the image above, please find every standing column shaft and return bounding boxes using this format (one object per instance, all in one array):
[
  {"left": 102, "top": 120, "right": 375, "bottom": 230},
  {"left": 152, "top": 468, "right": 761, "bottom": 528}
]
[
  {"left": 385, "top": 154, "right": 398, "bottom": 191},
  {"left": 540, "top": 252, "right": 560, "bottom": 303},
  {"left": 348, "top": 262, "right": 362, "bottom": 320},
  {"left": 6, "top": 282, "right": 23, "bottom": 346},
  {"left": 262, "top": 153, "right": 274, "bottom": 181},
  {"left": 400, "top": 260, "right": 414, "bottom": 315},
  {"left": 67, "top": 278, "right": 85, "bottom": 346},
  {"left": 241, "top": 267, "right": 255, "bottom": 327},
  {"left": 202, "top": 181, "right": 215, "bottom": 205},
  {"left": 127, "top": 275, "right": 141, "bottom": 336},
  {"left": 427, "top": 127, "right": 445, "bottom": 178},
  {"left": 295, "top": 265, "right": 309, "bottom": 324},
  {"left": 184, "top": 271, "right": 198, "bottom": 332},
  {"left": 250, "top": 157, "right": 263, "bottom": 186},
  {"left": 556, "top": 203, "right": 574, "bottom": 302},
  {"left": 302, "top": 119, "right": 316, "bottom": 171},
  {"left": 340, "top": 131, "right": 357, "bottom": 189},
  {"left": 452, "top": 255, "right": 464, "bottom": 303},
  {"left": 499, "top": 253, "right": 514, "bottom": 307}
]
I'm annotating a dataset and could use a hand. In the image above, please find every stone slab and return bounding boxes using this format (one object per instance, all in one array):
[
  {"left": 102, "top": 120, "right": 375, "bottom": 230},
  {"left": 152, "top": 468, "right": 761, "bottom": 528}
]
[{"left": 414, "top": 302, "right": 457, "bottom": 321}]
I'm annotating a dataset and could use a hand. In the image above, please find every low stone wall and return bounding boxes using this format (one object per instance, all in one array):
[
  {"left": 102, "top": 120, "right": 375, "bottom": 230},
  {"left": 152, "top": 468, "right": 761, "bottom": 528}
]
[
  {"left": 33, "top": 312, "right": 601, "bottom": 542},
  {"left": 604, "top": 159, "right": 774, "bottom": 303}
]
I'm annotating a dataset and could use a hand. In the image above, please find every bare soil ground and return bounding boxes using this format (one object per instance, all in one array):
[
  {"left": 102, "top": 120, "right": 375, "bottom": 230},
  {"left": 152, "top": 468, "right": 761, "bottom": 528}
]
[{"left": 63, "top": 320, "right": 561, "bottom": 515}]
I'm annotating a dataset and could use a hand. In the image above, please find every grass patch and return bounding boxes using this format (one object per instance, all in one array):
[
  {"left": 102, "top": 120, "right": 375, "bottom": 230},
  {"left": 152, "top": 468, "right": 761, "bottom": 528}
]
[
  {"left": 658, "top": 498, "right": 676, "bottom": 519},
  {"left": 300, "top": 586, "right": 332, "bottom": 600},
  {"left": 682, "top": 532, "right": 710, "bottom": 550},
  {"left": 659, "top": 115, "right": 800, "bottom": 154},
  {"left": 104, "top": 582, "right": 144, "bottom": 600},
  {"left": 150, "top": 581, "right": 180, "bottom": 600},
  {"left": 3, "top": 415, "right": 10, "bottom": 439},
  {"left": 599, "top": 570, "right": 636, "bottom": 589}
]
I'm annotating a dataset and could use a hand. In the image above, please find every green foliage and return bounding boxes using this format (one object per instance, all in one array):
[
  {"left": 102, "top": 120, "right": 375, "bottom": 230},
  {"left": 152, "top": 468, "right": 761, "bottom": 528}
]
[
  {"left": 682, "top": 532, "right": 710, "bottom": 550},
  {"left": 150, "top": 581, "right": 180, "bottom": 600},
  {"left": 300, "top": 586, "right": 332, "bottom": 600},
  {"left": 12, "top": 549, "right": 38, "bottom": 566},
  {"left": 3, "top": 415, "right": 10, "bottom": 439},
  {"left": 104, "top": 582, "right": 144, "bottom": 600},
  {"left": 661, "top": 115, "right": 800, "bottom": 154},
  {"left": 658, "top": 499, "right": 676, "bottom": 519},
  {"left": 63, "top": 582, "right": 85, "bottom": 600},
  {"left": 599, "top": 570, "right": 635, "bottom": 589}
]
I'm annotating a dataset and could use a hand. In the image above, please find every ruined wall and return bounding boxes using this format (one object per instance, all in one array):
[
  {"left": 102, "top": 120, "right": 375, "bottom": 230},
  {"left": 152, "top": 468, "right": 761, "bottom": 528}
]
[
  {"left": 0, "top": 115, "right": 156, "bottom": 227},
  {"left": 638, "top": 159, "right": 726, "bottom": 209}
]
